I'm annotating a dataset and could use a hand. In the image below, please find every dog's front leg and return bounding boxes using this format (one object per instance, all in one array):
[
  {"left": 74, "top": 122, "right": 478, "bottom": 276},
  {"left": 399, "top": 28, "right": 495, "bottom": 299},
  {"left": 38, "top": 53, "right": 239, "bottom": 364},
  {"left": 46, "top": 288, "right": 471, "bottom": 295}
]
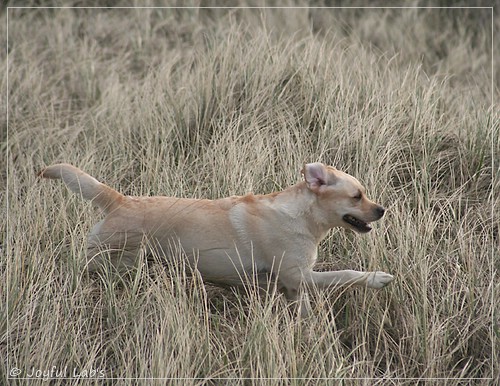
[
  {"left": 305, "top": 269, "right": 394, "bottom": 289},
  {"left": 282, "top": 286, "right": 312, "bottom": 318}
]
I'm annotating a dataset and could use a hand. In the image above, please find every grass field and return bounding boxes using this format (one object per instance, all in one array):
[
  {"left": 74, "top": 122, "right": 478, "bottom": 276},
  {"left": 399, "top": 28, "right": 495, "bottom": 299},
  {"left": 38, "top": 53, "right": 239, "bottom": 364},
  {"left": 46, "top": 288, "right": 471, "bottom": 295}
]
[{"left": 2, "top": 2, "right": 498, "bottom": 385}]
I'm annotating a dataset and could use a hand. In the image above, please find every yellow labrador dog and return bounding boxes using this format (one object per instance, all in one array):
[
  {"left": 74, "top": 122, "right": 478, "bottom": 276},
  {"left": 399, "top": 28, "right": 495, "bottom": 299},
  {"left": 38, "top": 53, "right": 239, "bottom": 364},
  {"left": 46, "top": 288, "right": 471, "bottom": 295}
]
[{"left": 39, "top": 162, "right": 393, "bottom": 315}]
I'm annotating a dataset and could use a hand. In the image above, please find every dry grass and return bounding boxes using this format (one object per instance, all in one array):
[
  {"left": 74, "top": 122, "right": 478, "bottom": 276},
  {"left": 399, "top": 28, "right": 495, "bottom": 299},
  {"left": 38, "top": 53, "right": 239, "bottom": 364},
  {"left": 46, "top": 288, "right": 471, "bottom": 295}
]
[{"left": 1, "top": 2, "right": 498, "bottom": 385}]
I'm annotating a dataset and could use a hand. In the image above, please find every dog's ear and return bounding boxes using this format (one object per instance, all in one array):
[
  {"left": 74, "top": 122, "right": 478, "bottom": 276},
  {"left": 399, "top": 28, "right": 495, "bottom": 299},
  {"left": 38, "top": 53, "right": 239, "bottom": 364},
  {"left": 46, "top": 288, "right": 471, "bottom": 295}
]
[{"left": 302, "top": 162, "right": 329, "bottom": 189}]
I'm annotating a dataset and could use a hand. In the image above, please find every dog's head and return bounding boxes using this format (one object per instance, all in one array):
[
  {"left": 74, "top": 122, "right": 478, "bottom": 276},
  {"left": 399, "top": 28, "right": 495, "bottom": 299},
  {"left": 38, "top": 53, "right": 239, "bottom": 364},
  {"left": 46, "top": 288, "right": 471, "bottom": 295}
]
[{"left": 302, "top": 162, "right": 385, "bottom": 233}]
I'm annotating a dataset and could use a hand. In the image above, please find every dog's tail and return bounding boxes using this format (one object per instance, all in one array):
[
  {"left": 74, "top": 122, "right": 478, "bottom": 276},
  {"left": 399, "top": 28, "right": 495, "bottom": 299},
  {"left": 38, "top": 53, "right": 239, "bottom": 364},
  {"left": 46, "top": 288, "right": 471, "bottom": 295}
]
[{"left": 38, "top": 163, "right": 125, "bottom": 214}]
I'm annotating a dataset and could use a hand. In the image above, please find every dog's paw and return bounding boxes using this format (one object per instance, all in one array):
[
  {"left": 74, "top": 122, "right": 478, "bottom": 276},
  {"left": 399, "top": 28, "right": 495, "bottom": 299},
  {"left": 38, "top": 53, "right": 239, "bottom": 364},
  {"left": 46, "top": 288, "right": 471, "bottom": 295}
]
[{"left": 366, "top": 271, "right": 394, "bottom": 289}]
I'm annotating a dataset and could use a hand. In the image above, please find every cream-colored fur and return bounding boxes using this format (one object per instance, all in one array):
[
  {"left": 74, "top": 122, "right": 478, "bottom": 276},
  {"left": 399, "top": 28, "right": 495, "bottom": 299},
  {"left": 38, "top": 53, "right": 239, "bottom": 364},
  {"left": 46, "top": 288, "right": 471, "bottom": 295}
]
[{"left": 39, "top": 162, "right": 393, "bottom": 316}]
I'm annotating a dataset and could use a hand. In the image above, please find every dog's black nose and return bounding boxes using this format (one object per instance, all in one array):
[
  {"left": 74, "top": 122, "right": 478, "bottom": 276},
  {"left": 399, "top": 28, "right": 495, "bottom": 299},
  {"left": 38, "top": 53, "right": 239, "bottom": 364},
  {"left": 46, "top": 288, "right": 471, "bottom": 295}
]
[{"left": 376, "top": 206, "right": 385, "bottom": 218}]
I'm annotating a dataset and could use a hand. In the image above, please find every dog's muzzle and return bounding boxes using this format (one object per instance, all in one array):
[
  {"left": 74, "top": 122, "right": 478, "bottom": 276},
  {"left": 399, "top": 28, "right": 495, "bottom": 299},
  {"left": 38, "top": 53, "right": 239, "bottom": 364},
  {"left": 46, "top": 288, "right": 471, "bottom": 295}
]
[
  {"left": 343, "top": 206, "right": 385, "bottom": 233},
  {"left": 343, "top": 214, "right": 373, "bottom": 233}
]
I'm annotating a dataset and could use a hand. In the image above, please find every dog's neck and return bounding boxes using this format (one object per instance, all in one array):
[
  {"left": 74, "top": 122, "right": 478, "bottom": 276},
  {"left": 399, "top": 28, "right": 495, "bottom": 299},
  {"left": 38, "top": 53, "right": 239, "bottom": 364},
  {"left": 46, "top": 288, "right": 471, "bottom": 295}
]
[{"left": 265, "top": 181, "right": 332, "bottom": 243}]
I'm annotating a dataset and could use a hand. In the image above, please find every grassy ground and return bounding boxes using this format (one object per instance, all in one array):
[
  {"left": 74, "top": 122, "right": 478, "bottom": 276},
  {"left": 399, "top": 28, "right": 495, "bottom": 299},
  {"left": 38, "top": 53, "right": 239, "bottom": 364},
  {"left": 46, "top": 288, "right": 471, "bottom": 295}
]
[{"left": 2, "top": 2, "right": 498, "bottom": 385}]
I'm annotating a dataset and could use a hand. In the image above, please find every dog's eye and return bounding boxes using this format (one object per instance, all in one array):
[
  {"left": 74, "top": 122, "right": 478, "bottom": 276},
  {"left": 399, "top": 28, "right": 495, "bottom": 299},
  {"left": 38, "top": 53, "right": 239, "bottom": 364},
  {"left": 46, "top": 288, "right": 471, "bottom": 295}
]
[{"left": 353, "top": 193, "right": 362, "bottom": 201}]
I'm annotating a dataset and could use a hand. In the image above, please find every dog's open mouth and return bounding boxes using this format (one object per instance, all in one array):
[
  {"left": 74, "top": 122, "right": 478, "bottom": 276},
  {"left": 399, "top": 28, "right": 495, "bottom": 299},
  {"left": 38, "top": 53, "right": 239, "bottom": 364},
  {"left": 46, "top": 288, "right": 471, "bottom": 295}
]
[{"left": 343, "top": 214, "right": 372, "bottom": 233}]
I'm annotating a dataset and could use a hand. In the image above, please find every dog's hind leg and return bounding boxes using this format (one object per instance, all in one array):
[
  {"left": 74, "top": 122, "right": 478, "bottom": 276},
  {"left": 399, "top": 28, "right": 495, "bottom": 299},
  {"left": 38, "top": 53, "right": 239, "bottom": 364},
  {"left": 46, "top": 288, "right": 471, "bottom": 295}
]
[{"left": 86, "top": 221, "right": 143, "bottom": 272}]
